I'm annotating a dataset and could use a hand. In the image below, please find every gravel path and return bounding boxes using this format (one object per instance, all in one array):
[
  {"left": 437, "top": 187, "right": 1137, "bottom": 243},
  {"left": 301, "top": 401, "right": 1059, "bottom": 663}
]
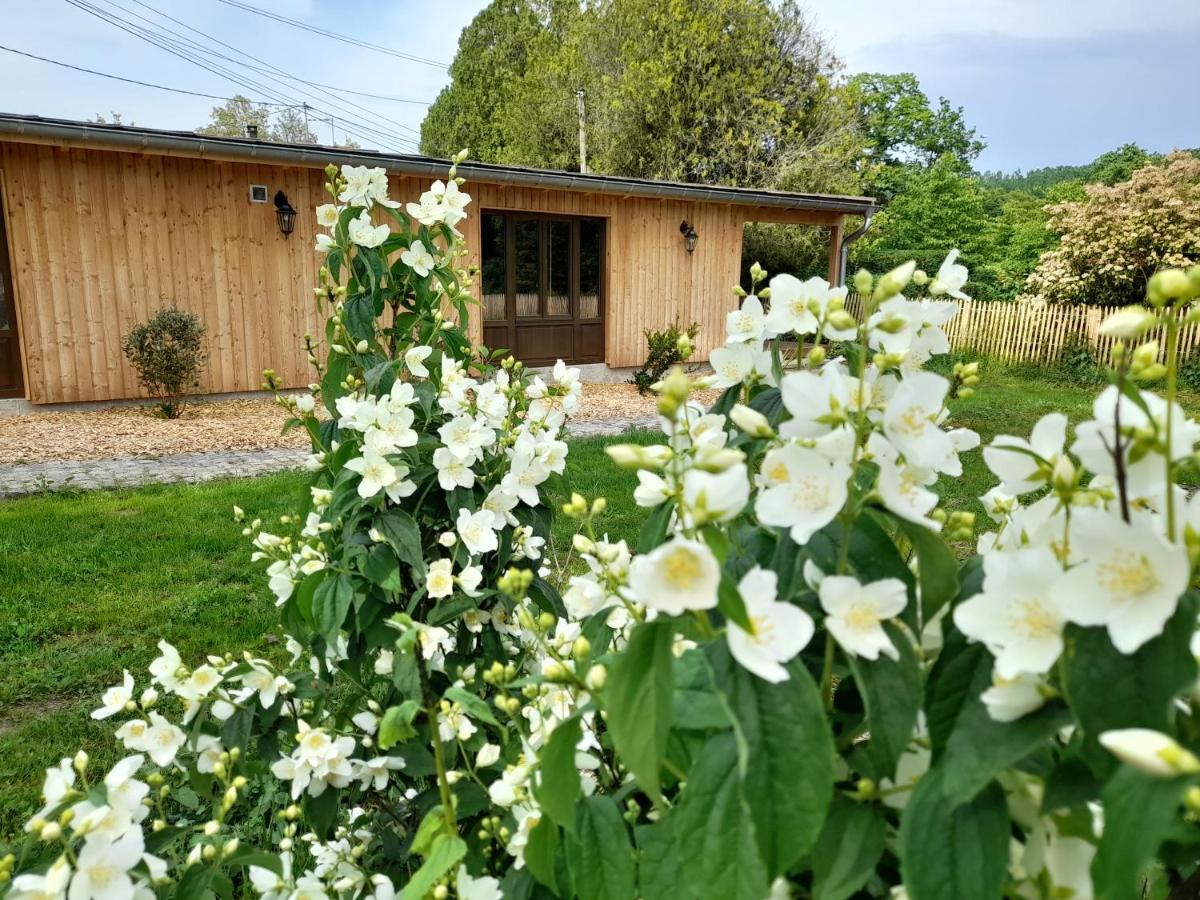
[{"left": 0, "top": 416, "right": 659, "bottom": 499}]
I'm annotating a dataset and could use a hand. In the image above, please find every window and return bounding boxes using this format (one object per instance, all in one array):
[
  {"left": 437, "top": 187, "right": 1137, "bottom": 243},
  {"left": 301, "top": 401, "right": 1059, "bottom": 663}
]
[{"left": 480, "top": 212, "right": 605, "bottom": 365}]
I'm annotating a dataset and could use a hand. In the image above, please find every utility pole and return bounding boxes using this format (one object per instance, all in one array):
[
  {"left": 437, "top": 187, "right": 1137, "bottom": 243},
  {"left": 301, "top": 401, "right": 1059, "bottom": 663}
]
[
  {"left": 301, "top": 102, "right": 310, "bottom": 136},
  {"left": 576, "top": 89, "right": 588, "bottom": 174}
]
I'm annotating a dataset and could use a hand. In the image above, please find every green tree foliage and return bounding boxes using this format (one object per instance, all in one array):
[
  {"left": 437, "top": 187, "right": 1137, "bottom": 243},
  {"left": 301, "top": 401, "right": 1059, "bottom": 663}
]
[
  {"left": 846, "top": 72, "right": 984, "bottom": 200},
  {"left": 421, "top": 0, "right": 856, "bottom": 189},
  {"left": 979, "top": 143, "right": 1161, "bottom": 192},
  {"left": 196, "top": 95, "right": 334, "bottom": 146}
]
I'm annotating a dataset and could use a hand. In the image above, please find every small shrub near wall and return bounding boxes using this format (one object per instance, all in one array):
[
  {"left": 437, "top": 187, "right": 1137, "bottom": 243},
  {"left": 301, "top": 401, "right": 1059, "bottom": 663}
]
[
  {"left": 121, "top": 307, "right": 208, "bottom": 418},
  {"left": 629, "top": 319, "right": 700, "bottom": 395}
]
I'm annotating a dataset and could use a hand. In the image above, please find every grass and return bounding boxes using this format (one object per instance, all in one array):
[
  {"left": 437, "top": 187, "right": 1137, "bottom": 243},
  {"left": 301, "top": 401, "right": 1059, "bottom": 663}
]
[{"left": 1, "top": 363, "right": 1195, "bottom": 834}]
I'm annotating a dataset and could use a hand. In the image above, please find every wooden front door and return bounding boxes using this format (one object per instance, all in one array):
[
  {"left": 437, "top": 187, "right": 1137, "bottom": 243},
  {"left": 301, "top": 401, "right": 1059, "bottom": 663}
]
[
  {"left": 0, "top": 184, "right": 22, "bottom": 399},
  {"left": 480, "top": 211, "right": 604, "bottom": 366}
]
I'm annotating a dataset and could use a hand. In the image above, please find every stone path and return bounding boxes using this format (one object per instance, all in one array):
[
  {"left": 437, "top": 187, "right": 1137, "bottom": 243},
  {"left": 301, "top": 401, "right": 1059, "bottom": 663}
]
[{"left": 0, "top": 416, "right": 658, "bottom": 499}]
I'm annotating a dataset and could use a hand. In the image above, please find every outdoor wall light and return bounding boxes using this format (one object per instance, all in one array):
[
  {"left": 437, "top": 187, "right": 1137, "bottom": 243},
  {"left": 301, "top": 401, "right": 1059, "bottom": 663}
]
[
  {"left": 274, "top": 190, "right": 297, "bottom": 238},
  {"left": 680, "top": 220, "right": 698, "bottom": 254}
]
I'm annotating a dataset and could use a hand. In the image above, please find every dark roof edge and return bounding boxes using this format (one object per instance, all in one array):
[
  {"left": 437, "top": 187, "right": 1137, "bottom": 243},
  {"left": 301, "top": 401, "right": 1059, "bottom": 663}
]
[{"left": 0, "top": 113, "right": 877, "bottom": 215}]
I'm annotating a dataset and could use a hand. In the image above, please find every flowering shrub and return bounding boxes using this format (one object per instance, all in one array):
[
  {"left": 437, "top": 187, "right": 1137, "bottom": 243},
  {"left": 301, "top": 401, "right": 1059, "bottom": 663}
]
[
  {"left": 1027, "top": 150, "right": 1200, "bottom": 306},
  {"left": 7, "top": 161, "right": 1200, "bottom": 900}
]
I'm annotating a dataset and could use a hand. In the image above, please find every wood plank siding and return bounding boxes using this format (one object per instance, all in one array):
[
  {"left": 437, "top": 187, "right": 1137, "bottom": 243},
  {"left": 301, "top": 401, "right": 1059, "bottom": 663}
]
[{"left": 0, "top": 140, "right": 841, "bottom": 403}]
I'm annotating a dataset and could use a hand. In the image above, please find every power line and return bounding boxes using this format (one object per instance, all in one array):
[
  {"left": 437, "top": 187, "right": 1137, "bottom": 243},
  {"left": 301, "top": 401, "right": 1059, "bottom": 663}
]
[
  {"left": 0, "top": 43, "right": 296, "bottom": 107},
  {"left": 96, "top": 0, "right": 422, "bottom": 141},
  {"left": 214, "top": 0, "right": 447, "bottom": 69},
  {"left": 63, "top": 0, "right": 420, "bottom": 151}
]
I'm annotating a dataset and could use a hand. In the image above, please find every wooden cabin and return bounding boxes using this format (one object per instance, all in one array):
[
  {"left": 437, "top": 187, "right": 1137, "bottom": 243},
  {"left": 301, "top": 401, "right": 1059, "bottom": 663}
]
[{"left": 0, "top": 113, "right": 875, "bottom": 405}]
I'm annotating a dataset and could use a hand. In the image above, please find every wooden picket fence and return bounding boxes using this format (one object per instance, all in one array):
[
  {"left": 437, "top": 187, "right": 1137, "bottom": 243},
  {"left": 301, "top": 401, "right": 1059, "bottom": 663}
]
[{"left": 841, "top": 295, "right": 1200, "bottom": 365}]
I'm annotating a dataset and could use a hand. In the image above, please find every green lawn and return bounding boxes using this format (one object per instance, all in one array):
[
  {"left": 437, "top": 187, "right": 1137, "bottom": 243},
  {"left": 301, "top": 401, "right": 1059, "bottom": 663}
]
[{"left": 0, "top": 366, "right": 1194, "bottom": 834}]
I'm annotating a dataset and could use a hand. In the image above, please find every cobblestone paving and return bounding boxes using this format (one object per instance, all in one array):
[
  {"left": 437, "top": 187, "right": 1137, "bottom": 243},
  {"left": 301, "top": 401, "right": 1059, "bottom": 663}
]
[{"left": 0, "top": 416, "right": 658, "bottom": 499}]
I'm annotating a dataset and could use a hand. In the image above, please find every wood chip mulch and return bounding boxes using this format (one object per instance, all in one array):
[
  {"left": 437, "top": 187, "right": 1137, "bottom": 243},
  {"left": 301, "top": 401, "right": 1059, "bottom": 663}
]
[{"left": 1, "top": 383, "right": 721, "bottom": 464}]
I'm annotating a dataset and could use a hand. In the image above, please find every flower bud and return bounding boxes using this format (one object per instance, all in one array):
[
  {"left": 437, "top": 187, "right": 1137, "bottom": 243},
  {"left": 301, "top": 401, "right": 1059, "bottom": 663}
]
[
  {"left": 572, "top": 636, "right": 591, "bottom": 663},
  {"left": 73, "top": 751, "right": 89, "bottom": 774},
  {"left": 538, "top": 612, "right": 556, "bottom": 631},
  {"left": 1147, "top": 268, "right": 1195, "bottom": 307},
  {"left": 729, "top": 404, "right": 773, "bottom": 438},
  {"left": 591, "top": 497, "right": 607, "bottom": 516},
  {"left": 853, "top": 269, "right": 873, "bottom": 297},
  {"left": 585, "top": 664, "right": 607, "bottom": 691},
  {"left": 827, "top": 310, "right": 858, "bottom": 332},
  {"left": 202, "top": 845, "right": 216, "bottom": 861},
  {"left": 806, "top": 345, "right": 827, "bottom": 368},
  {"left": 911, "top": 269, "right": 929, "bottom": 287},
  {"left": 39, "top": 822, "right": 62, "bottom": 842},
  {"left": 873, "top": 260, "right": 916, "bottom": 301},
  {"left": 543, "top": 661, "right": 570, "bottom": 683},
  {"left": 204, "top": 820, "right": 221, "bottom": 836}
]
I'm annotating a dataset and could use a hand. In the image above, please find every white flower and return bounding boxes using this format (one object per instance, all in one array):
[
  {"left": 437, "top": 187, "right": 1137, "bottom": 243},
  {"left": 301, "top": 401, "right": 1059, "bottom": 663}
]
[
  {"left": 347, "top": 211, "right": 389, "bottom": 249},
  {"left": 406, "top": 192, "right": 444, "bottom": 227},
  {"left": 141, "top": 712, "right": 185, "bottom": 766},
  {"left": 295, "top": 393, "right": 316, "bottom": 415},
  {"left": 405, "top": 345, "right": 433, "bottom": 378},
  {"left": 339, "top": 165, "right": 399, "bottom": 209},
  {"left": 983, "top": 413, "right": 1067, "bottom": 494},
  {"left": 881, "top": 371, "right": 953, "bottom": 470},
  {"left": 708, "top": 343, "right": 773, "bottom": 388},
  {"left": 981, "top": 672, "right": 1046, "bottom": 722},
  {"left": 1056, "top": 509, "right": 1189, "bottom": 653},
  {"left": 91, "top": 670, "right": 134, "bottom": 719},
  {"left": 427, "top": 559, "right": 455, "bottom": 599},
  {"left": 456, "top": 866, "right": 503, "bottom": 900},
  {"left": 432, "top": 179, "right": 472, "bottom": 226},
  {"left": 979, "top": 485, "right": 1018, "bottom": 522},
  {"left": 869, "top": 434, "right": 941, "bottom": 531},
  {"left": 726, "top": 567, "right": 814, "bottom": 683},
  {"left": 725, "top": 295, "right": 767, "bottom": 344},
  {"left": 1098, "top": 728, "right": 1200, "bottom": 777},
  {"left": 8, "top": 856, "right": 71, "bottom": 900},
  {"left": 315, "top": 204, "right": 340, "bottom": 229},
  {"left": 433, "top": 447, "right": 476, "bottom": 491},
  {"left": 71, "top": 829, "right": 144, "bottom": 900},
  {"left": 314, "top": 232, "right": 335, "bottom": 254},
  {"left": 458, "top": 565, "right": 484, "bottom": 596},
  {"left": 475, "top": 743, "right": 501, "bottom": 768},
  {"left": 27, "top": 759, "right": 76, "bottom": 832},
  {"left": 681, "top": 464, "right": 750, "bottom": 525},
  {"left": 779, "top": 365, "right": 861, "bottom": 440},
  {"left": 438, "top": 705, "right": 477, "bottom": 743},
  {"left": 400, "top": 241, "right": 436, "bottom": 277},
  {"left": 456, "top": 508, "right": 499, "bottom": 556},
  {"left": 763, "top": 274, "right": 832, "bottom": 336},
  {"left": 627, "top": 537, "right": 720, "bottom": 615},
  {"left": 270, "top": 723, "right": 356, "bottom": 799},
  {"left": 353, "top": 756, "right": 406, "bottom": 791},
  {"left": 148, "top": 640, "right": 185, "bottom": 693},
  {"left": 633, "top": 470, "right": 671, "bottom": 508},
  {"left": 755, "top": 445, "right": 850, "bottom": 544},
  {"left": 819, "top": 576, "right": 907, "bottom": 661},
  {"left": 345, "top": 448, "right": 400, "bottom": 499},
  {"left": 175, "top": 664, "right": 222, "bottom": 702},
  {"left": 929, "top": 249, "right": 969, "bottom": 300},
  {"left": 953, "top": 547, "right": 1067, "bottom": 678}
]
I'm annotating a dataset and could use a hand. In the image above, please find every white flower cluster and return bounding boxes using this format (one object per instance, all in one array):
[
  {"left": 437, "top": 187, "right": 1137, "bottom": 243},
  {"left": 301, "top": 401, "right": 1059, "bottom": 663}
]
[
  {"left": 956, "top": 382, "right": 1199, "bottom": 721},
  {"left": 592, "top": 255, "right": 979, "bottom": 684}
]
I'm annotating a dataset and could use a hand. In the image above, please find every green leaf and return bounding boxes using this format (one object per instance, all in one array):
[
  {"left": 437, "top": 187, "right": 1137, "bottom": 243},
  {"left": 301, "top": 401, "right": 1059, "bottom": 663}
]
[
  {"left": 524, "top": 816, "right": 560, "bottom": 894},
  {"left": 748, "top": 386, "right": 784, "bottom": 425},
  {"left": 673, "top": 733, "right": 770, "bottom": 900},
  {"left": 938, "top": 639, "right": 1071, "bottom": 802},
  {"left": 708, "top": 644, "right": 835, "bottom": 876},
  {"left": 302, "top": 787, "right": 341, "bottom": 840},
  {"left": 401, "top": 834, "right": 467, "bottom": 900},
  {"left": 175, "top": 864, "right": 216, "bottom": 900},
  {"left": 894, "top": 517, "right": 959, "bottom": 624},
  {"left": 376, "top": 509, "right": 427, "bottom": 580},
  {"left": 313, "top": 573, "right": 353, "bottom": 644},
  {"left": 222, "top": 849, "right": 283, "bottom": 875},
  {"left": 361, "top": 543, "right": 402, "bottom": 592},
  {"left": 636, "top": 821, "right": 681, "bottom": 900},
  {"left": 444, "top": 685, "right": 499, "bottom": 727},
  {"left": 535, "top": 715, "right": 583, "bottom": 832},
  {"left": 564, "top": 797, "right": 636, "bottom": 900},
  {"left": 605, "top": 621, "right": 674, "bottom": 804},
  {"left": 1060, "top": 594, "right": 1198, "bottom": 776},
  {"left": 716, "top": 572, "right": 752, "bottom": 631},
  {"left": 637, "top": 502, "right": 673, "bottom": 555},
  {"left": 528, "top": 575, "right": 568, "bottom": 619},
  {"left": 899, "top": 768, "right": 1010, "bottom": 900},
  {"left": 812, "top": 803, "right": 887, "bottom": 900},
  {"left": 671, "top": 650, "right": 731, "bottom": 731},
  {"left": 846, "top": 621, "right": 922, "bottom": 780},
  {"left": 1092, "top": 767, "right": 1191, "bottom": 900},
  {"left": 924, "top": 626, "right": 985, "bottom": 760},
  {"left": 377, "top": 700, "right": 420, "bottom": 750}
]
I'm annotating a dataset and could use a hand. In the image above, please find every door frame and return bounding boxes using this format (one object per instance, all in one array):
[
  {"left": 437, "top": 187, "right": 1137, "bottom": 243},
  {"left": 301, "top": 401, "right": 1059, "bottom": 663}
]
[
  {"left": 0, "top": 168, "right": 25, "bottom": 400},
  {"left": 480, "top": 209, "right": 605, "bottom": 367}
]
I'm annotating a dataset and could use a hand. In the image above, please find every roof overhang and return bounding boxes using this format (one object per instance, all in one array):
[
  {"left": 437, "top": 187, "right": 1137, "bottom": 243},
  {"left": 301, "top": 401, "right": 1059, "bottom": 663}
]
[{"left": 0, "top": 113, "right": 877, "bottom": 216}]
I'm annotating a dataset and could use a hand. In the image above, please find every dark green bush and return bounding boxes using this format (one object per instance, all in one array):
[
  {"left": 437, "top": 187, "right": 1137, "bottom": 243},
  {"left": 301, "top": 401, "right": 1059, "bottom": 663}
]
[
  {"left": 122, "top": 307, "right": 208, "bottom": 418},
  {"left": 1055, "top": 334, "right": 1104, "bottom": 386},
  {"left": 630, "top": 319, "right": 700, "bottom": 396}
]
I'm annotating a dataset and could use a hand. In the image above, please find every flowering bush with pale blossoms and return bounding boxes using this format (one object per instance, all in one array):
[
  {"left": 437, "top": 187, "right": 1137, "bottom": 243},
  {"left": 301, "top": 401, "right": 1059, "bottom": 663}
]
[{"left": 8, "top": 159, "right": 1200, "bottom": 900}]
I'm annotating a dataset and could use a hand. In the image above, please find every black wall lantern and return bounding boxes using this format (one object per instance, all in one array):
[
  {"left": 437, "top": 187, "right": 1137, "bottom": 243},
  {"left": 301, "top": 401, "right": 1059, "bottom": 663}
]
[
  {"left": 274, "top": 190, "right": 297, "bottom": 238},
  {"left": 679, "top": 220, "right": 698, "bottom": 254}
]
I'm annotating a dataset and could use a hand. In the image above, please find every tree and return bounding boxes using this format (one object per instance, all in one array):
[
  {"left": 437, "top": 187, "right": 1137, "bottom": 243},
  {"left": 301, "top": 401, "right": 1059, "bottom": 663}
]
[
  {"left": 1027, "top": 151, "right": 1200, "bottom": 305},
  {"left": 195, "top": 96, "right": 321, "bottom": 145},
  {"left": 90, "top": 111, "right": 133, "bottom": 125},
  {"left": 846, "top": 72, "right": 984, "bottom": 199}
]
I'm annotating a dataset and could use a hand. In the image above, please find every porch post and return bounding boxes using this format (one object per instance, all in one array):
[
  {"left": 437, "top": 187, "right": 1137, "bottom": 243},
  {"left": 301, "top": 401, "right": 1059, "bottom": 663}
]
[{"left": 826, "top": 216, "right": 844, "bottom": 286}]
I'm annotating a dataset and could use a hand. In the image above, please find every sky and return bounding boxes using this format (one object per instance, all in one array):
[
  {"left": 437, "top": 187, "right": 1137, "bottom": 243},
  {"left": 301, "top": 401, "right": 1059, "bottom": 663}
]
[{"left": 0, "top": 0, "right": 1196, "bottom": 174}]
